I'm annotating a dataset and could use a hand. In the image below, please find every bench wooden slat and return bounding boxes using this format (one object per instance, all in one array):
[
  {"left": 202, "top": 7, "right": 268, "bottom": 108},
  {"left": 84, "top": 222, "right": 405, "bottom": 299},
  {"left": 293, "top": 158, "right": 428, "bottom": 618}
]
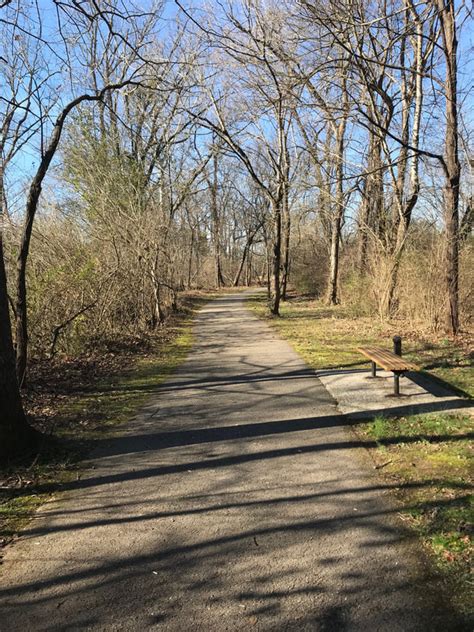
[
  {"left": 357, "top": 346, "right": 418, "bottom": 372},
  {"left": 358, "top": 349, "right": 415, "bottom": 370},
  {"left": 361, "top": 349, "right": 410, "bottom": 365}
]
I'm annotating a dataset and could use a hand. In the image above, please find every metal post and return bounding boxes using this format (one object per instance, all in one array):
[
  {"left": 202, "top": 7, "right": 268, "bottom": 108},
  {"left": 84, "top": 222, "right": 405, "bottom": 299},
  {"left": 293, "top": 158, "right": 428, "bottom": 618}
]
[
  {"left": 393, "top": 335, "right": 402, "bottom": 357},
  {"left": 394, "top": 372, "right": 400, "bottom": 396},
  {"left": 371, "top": 361, "right": 377, "bottom": 377}
]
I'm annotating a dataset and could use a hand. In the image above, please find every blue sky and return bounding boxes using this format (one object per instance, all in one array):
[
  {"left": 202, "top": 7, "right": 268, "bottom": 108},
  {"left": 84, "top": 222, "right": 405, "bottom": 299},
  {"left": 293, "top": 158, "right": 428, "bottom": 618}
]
[{"left": 2, "top": 0, "right": 474, "bottom": 218}]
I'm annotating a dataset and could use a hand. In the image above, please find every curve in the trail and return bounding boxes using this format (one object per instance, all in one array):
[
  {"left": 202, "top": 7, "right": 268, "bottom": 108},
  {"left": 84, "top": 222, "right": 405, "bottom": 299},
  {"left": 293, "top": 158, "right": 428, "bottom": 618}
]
[{"left": 0, "top": 293, "right": 463, "bottom": 631}]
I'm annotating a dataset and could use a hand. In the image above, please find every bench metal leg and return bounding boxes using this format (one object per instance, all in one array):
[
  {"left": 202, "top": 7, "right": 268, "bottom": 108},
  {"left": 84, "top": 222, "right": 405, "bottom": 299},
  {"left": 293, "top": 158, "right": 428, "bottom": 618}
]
[
  {"left": 371, "top": 361, "right": 377, "bottom": 377},
  {"left": 393, "top": 371, "right": 402, "bottom": 396}
]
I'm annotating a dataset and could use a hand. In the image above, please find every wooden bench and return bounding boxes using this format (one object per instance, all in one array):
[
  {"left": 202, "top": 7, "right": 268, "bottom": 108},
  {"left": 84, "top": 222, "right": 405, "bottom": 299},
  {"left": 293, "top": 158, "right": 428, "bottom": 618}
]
[{"left": 357, "top": 345, "right": 419, "bottom": 396}]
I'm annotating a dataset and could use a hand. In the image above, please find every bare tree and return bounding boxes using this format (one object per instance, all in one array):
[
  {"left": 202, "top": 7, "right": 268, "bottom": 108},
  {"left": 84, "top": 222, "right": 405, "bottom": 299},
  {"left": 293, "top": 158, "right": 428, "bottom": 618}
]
[
  {"left": 0, "top": 0, "right": 158, "bottom": 452},
  {"left": 178, "top": 0, "right": 297, "bottom": 314},
  {"left": 435, "top": 0, "right": 461, "bottom": 334}
]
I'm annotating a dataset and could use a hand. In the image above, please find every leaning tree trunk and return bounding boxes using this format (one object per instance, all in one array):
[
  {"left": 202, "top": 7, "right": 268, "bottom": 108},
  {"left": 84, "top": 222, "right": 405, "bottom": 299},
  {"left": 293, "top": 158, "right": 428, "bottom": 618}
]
[
  {"left": 14, "top": 84, "right": 131, "bottom": 386},
  {"left": 0, "top": 165, "right": 37, "bottom": 458},
  {"left": 233, "top": 246, "right": 248, "bottom": 287},
  {"left": 14, "top": 186, "right": 36, "bottom": 387},
  {"left": 233, "top": 231, "right": 256, "bottom": 287}
]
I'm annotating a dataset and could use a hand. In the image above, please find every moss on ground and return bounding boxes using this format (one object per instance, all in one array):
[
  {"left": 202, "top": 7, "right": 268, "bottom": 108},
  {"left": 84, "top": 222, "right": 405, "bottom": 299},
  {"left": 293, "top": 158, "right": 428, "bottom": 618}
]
[
  {"left": 248, "top": 292, "right": 473, "bottom": 619},
  {"left": 58, "top": 320, "right": 195, "bottom": 439}
]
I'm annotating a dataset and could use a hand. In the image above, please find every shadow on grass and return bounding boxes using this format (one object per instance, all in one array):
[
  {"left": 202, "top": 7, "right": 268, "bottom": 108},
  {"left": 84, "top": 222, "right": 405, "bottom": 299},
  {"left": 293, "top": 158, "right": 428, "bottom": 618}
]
[
  {"left": 411, "top": 371, "right": 472, "bottom": 399},
  {"left": 25, "top": 405, "right": 471, "bottom": 495}
]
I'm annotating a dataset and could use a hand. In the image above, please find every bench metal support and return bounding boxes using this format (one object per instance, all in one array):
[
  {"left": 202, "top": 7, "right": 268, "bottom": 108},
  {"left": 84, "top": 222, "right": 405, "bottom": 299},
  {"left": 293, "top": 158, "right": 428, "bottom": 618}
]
[
  {"left": 371, "top": 361, "right": 377, "bottom": 377},
  {"left": 393, "top": 371, "right": 403, "bottom": 396},
  {"left": 393, "top": 335, "right": 402, "bottom": 357}
]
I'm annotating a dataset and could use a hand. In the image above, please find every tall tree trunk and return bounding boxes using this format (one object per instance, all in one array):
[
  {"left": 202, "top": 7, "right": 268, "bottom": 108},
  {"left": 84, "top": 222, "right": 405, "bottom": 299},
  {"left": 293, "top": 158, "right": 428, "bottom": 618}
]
[
  {"left": 150, "top": 259, "right": 165, "bottom": 329},
  {"left": 211, "top": 148, "right": 225, "bottom": 288},
  {"left": 326, "top": 130, "right": 345, "bottom": 304},
  {"left": 270, "top": 198, "right": 282, "bottom": 315},
  {"left": 246, "top": 251, "right": 252, "bottom": 286},
  {"left": 437, "top": 0, "right": 460, "bottom": 335},
  {"left": 358, "top": 131, "right": 383, "bottom": 273},
  {"left": 444, "top": 181, "right": 460, "bottom": 334},
  {"left": 281, "top": 183, "right": 291, "bottom": 300},
  {"left": 357, "top": 195, "right": 370, "bottom": 274},
  {"left": 187, "top": 230, "right": 194, "bottom": 289},
  {"left": 263, "top": 228, "right": 271, "bottom": 299},
  {"left": 385, "top": 9, "right": 424, "bottom": 317},
  {"left": 0, "top": 246, "right": 36, "bottom": 459},
  {"left": 326, "top": 69, "right": 348, "bottom": 305},
  {"left": 326, "top": 215, "right": 342, "bottom": 304}
]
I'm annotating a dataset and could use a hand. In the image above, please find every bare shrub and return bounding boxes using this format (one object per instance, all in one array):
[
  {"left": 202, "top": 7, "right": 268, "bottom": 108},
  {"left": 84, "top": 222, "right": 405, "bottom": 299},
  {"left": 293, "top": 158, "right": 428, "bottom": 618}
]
[{"left": 290, "top": 228, "right": 328, "bottom": 297}]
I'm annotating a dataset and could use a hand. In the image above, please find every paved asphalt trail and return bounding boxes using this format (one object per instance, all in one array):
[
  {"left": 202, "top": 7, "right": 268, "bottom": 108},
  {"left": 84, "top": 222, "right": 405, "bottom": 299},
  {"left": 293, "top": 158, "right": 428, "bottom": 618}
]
[{"left": 0, "top": 294, "right": 463, "bottom": 631}]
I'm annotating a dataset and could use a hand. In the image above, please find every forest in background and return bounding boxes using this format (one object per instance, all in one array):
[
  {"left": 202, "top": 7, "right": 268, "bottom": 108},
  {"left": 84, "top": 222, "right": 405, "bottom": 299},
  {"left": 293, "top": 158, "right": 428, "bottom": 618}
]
[{"left": 0, "top": 0, "right": 473, "bottom": 456}]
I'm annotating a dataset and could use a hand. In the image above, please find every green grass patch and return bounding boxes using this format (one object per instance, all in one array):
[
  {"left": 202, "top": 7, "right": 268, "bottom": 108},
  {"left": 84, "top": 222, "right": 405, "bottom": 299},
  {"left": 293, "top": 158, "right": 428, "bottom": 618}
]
[
  {"left": 0, "top": 443, "right": 80, "bottom": 547},
  {"left": 58, "top": 320, "right": 195, "bottom": 439},
  {"left": 247, "top": 293, "right": 473, "bottom": 396},
  {"left": 0, "top": 494, "right": 47, "bottom": 540},
  {"left": 368, "top": 412, "right": 471, "bottom": 441},
  {"left": 361, "top": 412, "right": 473, "bottom": 618},
  {"left": 248, "top": 294, "right": 403, "bottom": 371},
  {"left": 248, "top": 292, "right": 473, "bottom": 619}
]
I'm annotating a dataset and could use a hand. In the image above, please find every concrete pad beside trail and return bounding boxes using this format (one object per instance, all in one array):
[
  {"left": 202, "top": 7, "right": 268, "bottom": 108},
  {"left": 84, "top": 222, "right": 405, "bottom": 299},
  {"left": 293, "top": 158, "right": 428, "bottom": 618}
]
[{"left": 317, "top": 368, "right": 473, "bottom": 420}]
